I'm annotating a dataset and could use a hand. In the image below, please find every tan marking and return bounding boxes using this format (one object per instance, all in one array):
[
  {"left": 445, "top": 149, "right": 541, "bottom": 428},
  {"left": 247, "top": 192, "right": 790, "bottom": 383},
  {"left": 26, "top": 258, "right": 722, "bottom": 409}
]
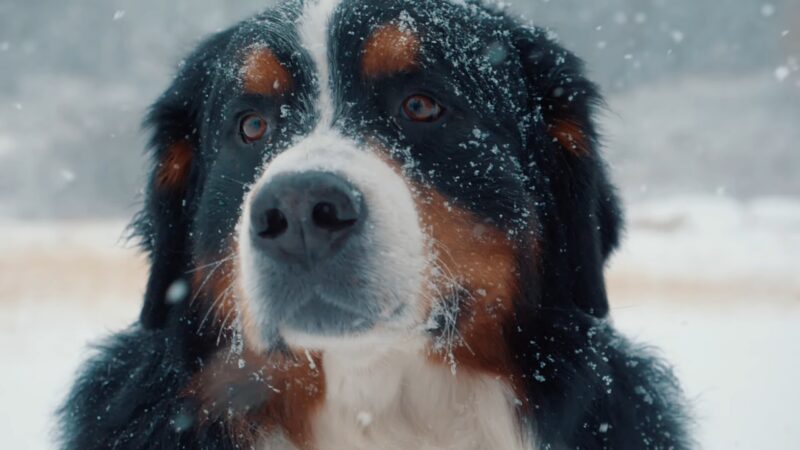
[
  {"left": 190, "top": 243, "right": 324, "bottom": 448},
  {"left": 361, "top": 23, "right": 421, "bottom": 79},
  {"left": 259, "top": 349, "right": 325, "bottom": 449},
  {"left": 550, "top": 119, "right": 591, "bottom": 156},
  {"left": 156, "top": 141, "right": 193, "bottom": 190},
  {"left": 368, "top": 143, "right": 526, "bottom": 387},
  {"left": 241, "top": 47, "right": 293, "bottom": 96},
  {"left": 185, "top": 346, "right": 324, "bottom": 449},
  {"left": 415, "top": 188, "right": 520, "bottom": 375}
]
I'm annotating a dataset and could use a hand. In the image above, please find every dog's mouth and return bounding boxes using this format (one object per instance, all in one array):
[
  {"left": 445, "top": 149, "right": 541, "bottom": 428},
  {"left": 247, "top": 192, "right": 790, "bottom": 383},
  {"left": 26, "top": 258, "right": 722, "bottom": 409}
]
[
  {"left": 239, "top": 226, "right": 425, "bottom": 345},
  {"left": 282, "top": 293, "right": 376, "bottom": 336}
]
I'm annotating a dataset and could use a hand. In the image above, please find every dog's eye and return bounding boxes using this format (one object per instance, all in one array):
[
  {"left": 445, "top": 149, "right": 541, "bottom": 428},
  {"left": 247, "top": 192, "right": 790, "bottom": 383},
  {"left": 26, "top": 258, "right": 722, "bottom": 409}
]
[
  {"left": 401, "top": 94, "right": 444, "bottom": 122},
  {"left": 240, "top": 114, "right": 268, "bottom": 142}
]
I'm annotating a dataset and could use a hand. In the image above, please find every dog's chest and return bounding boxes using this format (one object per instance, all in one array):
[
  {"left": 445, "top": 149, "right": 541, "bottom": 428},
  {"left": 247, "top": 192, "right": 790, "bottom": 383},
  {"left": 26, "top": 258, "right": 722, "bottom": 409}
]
[{"left": 261, "top": 345, "right": 533, "bottom": 450}]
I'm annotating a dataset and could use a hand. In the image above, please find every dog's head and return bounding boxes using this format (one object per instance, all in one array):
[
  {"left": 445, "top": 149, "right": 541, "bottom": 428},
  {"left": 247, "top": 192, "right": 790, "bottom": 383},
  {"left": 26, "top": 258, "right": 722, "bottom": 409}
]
[{"left": 134, "top": 0, "right": 621, "bottom": 367}]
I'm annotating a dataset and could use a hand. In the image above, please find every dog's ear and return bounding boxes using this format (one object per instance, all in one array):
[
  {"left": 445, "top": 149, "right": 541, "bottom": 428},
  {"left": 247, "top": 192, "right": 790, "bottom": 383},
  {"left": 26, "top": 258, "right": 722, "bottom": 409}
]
[
  {"left": 132, "top": 37, "right": 224, "bottom": 329},
  {"left": 512, "top": 25, "right": 623, "bottom": 318}
]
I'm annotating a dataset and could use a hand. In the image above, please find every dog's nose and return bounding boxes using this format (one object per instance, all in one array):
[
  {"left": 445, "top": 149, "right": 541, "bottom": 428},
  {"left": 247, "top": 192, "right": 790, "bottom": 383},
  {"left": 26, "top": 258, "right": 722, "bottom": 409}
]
[{"left": 249, "top": 171, "right": 363, "bottom": 264}]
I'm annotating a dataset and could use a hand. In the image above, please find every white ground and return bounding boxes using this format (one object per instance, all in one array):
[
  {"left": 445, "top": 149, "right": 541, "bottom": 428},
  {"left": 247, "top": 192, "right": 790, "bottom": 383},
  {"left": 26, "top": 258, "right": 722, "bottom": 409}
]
[
  {"left": 608, "top": 197, "right": 800, "bottom": 449},
  {"left": 1, "top": 196, "right": 798, "bottom": 449}
]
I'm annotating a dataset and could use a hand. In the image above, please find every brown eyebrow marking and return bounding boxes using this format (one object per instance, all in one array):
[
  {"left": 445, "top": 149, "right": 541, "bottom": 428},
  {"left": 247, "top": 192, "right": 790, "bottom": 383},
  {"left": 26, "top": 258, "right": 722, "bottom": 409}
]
[
  {"left": 549, "top": 119, "right": 591, "bottom": 156},
  {"left": 156, "top": 140, "right": 193, "bottom": 191},
  {"left": 361, "top": 22, "right": 421, "bottom": 79},
  {"left": 241, "top": 47, "right": 293, "bottom": 96}
]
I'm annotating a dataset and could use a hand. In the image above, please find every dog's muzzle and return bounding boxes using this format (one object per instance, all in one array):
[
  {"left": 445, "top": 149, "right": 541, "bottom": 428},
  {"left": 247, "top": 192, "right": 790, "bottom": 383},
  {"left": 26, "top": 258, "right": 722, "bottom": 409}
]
[{"left": 238, "top": 132, "right": 427, "bottom": 349}]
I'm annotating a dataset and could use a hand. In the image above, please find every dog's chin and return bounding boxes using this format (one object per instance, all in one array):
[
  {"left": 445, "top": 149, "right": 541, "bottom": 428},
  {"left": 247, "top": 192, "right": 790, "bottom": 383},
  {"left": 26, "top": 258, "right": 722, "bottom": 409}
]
[
  {"left": 282, "top": 296, "right": 377, "bottom": 337},
  {"left": 281, "top": 326, "right": 423, "bottom": 355},
  {"left": 276, "top": 301, "right": 424, "bottom": 353},
  {"left": 240, "top": 268, "right": 429, "bottom": 354}
]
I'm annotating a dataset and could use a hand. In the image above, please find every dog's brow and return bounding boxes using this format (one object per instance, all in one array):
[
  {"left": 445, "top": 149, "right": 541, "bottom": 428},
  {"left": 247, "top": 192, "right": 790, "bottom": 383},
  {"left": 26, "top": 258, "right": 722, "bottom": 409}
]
[
  {"left": 361, "top": 23, "right": 420, "bottom": 79},
  {"left": 240, "top": 47, "right": 293, "bottom": 96}
]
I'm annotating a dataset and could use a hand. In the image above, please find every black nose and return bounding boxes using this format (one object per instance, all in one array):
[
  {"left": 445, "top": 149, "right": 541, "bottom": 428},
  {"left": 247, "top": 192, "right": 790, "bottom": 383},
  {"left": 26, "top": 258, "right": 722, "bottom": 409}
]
[{"left": 249, "top": 171, "right": 364, "bottom": 265}]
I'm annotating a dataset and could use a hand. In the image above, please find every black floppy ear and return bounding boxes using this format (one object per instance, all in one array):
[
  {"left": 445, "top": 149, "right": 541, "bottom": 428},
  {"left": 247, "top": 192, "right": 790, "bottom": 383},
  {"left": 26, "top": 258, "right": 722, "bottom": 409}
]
[
  {"left": 513, "top": 25, "right": 623, "bottom": 318},
  {"left": 132, "top": 37, "right": 224, "bottom": 329}
]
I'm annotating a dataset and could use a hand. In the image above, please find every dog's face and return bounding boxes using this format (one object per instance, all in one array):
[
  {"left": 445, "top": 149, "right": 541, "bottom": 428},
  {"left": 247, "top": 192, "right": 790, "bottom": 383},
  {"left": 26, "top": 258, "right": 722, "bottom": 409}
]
[
  {"left": 137, "top": 0, "right": 621, "bottom": 366},
  {"left": 232, "top": 0, "right": 533, "bottom": 350}
]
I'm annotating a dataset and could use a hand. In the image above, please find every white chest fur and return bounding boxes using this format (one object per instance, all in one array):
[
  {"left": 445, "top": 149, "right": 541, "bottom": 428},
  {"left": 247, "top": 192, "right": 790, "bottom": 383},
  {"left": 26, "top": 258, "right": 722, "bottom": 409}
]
[{"left": 263, "top": 339, "right": 534, "bottom": 450}]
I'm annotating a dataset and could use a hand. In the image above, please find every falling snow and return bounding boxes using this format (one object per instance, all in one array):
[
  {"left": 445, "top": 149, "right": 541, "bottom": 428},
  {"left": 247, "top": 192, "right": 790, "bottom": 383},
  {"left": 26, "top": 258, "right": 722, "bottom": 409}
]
[
  {"left": 1, "top": 1, "right": 798, "bottom": 449},
  {"left": 774, "top": 65, "right": 790, "bottom": 81}
]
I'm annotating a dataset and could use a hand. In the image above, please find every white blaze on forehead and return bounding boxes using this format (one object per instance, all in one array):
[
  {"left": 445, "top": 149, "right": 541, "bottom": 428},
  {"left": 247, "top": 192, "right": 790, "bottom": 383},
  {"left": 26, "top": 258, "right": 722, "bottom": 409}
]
[{"left": 298, "top": 0, "right": 343, "bottom": 127}]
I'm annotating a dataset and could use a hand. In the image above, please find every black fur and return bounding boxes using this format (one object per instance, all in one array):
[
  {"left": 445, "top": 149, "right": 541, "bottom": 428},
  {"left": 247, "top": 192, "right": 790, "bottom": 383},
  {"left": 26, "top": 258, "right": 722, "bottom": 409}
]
[
  {"left": 510, "top": 21, "right": 623, "bottom": 319},
  {"left": 135, "top": 28, "right": 237, "bottom": 330},
  {"left": 59, "top": 328, "right": 224, "bottom": 450},
  {"left": 60, "top": 1, "right": 690, "bottom": 448}
]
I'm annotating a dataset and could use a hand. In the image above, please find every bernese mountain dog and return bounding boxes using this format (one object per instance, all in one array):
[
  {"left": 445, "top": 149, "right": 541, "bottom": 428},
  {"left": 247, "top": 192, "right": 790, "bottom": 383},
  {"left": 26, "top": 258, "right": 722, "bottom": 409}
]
[{"left": 59, "top": 0, "right": 691, "bottom": 448}]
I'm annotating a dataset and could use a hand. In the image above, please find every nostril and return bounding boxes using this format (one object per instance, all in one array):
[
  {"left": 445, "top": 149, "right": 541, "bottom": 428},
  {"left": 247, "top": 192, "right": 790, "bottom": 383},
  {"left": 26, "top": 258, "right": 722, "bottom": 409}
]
[
  {"left": 312, "top": 202, "right": 357, "bottom": 232},
  {"left": 258, "top": 208, "right": 289, "bottom": 239},
  {"left": 249, "top": 172, "right": 363, "bottom": 261}
]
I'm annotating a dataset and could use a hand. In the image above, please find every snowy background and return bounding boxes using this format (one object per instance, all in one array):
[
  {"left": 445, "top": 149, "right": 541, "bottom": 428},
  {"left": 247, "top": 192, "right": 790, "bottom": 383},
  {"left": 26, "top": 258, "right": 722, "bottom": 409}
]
[{"left": 1, "top": 0, "right": 798, "bottom": 448}]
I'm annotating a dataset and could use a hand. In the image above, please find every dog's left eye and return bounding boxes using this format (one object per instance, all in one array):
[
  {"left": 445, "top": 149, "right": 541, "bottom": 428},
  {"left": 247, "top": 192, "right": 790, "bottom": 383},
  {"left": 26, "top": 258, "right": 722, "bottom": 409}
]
[
  {"left": 240, "top": 114, "right": 268, "bottom": 143},
  {"left": 401, "top": 94, "right": 444, "bottom": 123}
]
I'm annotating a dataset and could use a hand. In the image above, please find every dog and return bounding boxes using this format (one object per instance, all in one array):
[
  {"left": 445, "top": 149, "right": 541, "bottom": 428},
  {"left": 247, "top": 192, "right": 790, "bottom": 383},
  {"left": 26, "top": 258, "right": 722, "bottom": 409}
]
[{"left": 59, "top": 1, "right": 690, "bottom": 448}]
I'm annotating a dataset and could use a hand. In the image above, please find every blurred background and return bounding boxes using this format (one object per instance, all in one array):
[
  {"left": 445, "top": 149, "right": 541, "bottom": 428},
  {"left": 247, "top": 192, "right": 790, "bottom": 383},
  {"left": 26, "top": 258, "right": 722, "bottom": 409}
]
[{"left": 1, "top": 0, "right": 798, "bottom": 448}]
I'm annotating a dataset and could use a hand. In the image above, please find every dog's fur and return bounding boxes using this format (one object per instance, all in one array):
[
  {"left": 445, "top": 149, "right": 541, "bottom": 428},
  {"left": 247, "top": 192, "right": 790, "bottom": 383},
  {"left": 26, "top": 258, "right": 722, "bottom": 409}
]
[{"left": 59, "top": 1, "right": 691, "bottom": 449}]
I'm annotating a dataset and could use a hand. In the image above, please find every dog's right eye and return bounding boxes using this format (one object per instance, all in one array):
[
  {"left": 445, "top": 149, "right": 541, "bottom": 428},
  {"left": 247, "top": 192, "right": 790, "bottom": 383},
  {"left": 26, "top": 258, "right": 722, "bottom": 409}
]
[
  {"left": 401, "top": 94, "right": 445, "bottom": 123},
  {"left": 240, "top": 114, "right": 269, "bottom": 143}
]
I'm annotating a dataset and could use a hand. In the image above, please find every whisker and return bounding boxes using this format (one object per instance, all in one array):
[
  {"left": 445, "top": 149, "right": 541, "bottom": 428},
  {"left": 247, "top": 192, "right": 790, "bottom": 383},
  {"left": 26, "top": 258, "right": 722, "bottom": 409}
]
[
  {"left": 216, "top": 305, "right": 237, "bottom": 347},
  {"left": 186, "top": 253, "right": 237, "bottom": 274},
  {"left": 220, "top": 174, "right": 251, "bottom": 188},
  {"left": 197, "top": 282, "right": 236, "bottom": 333},
  {"left": 188, "top": 252, "right": 237, "bottom": 306}
]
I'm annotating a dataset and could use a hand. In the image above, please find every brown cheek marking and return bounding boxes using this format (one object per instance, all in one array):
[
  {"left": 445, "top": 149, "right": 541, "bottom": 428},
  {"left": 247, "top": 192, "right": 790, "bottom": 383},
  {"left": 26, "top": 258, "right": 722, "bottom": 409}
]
[
  {"left": 156, "top": 140, "right": 193, "bottom": 191},
  {"left": 259, "top": 349, "right": 325, "bottom": 449},
  {"left": 360, "top": 147, "right": 527, "bottom": 401},
  {"left": 184, "top": 346, "right": 325, "bottom": 449},
  {"left": 549, "top": 119, "right": 591, "bottom": 156},
  {"left": 190, "top": 245, "right": 324, "bottom": 448},
  {"left": 241, "top": 47, "right": 293, "bottom": 96},
  {"left": 361, "top": 23, "right": 420, "bottom": 79},
  {"left": 416, "top": 188, "right": 521, "bottom": 375}
]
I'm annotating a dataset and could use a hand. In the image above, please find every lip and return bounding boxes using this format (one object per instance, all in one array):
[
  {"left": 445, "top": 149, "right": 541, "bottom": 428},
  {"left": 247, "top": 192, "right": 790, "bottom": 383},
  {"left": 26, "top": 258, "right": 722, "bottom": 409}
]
[{"left": 282, "top": 294, "right": 376, "bottom": 337}]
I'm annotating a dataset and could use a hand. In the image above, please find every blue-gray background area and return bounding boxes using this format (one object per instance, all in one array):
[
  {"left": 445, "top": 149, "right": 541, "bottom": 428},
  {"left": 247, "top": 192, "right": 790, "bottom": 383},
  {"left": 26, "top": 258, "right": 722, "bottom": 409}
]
[{"left": 0, "top": 0, "right": 798, "bottom": 218}]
